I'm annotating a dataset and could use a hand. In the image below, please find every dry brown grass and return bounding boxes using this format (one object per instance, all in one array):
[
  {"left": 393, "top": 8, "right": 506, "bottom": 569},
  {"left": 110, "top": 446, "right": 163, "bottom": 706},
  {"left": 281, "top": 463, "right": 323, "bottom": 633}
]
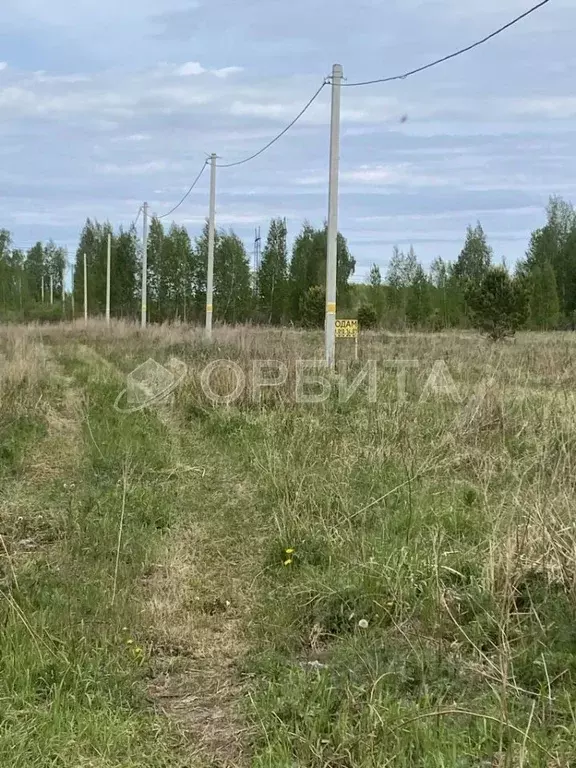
[
  {"left": 4, "top": 320, "right": 576, "bottom": 764},
  {"left": 0, "top": 327, "right": 85, "bottom": 575}
]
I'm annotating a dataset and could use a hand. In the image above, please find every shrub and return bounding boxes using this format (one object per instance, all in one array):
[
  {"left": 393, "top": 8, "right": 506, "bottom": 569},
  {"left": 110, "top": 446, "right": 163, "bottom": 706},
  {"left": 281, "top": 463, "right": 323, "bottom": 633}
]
[
  {"left": 299, "top": 286, "right": 325, "bottom": 328},
  {"left": 467, "top": 266, "right": 528, "bottom": 341},
  {"left": 357, "top": 304, "right": 378, "bottom": 329}
]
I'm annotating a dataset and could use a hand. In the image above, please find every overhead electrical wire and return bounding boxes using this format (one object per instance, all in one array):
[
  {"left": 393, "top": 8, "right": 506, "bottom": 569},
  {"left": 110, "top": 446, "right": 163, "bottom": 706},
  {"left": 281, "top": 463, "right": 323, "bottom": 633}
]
[
  {"left": 140, "top": 82, "right": 327, "bottom": 222},
  {"left": 143, "top": 0, "right": 551, "bottom": 213},
  {"left": 158, "top": 160, "right": 208, "bottom": 220},
  {"left": 216, "top": 79, "right": 329, "bottom": 168},
  {"left": 340, "top": 0, "right": 551, "bottom": 87}
]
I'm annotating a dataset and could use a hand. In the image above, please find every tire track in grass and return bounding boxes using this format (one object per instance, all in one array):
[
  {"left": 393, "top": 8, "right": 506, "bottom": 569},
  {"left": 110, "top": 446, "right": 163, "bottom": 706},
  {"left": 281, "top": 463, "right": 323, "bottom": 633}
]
[
  {"left": 0, "top": 333, "right": 191, "bottom": 767},
  {"left": 67, "top": 342, "right": 252, "bottom": 767}
]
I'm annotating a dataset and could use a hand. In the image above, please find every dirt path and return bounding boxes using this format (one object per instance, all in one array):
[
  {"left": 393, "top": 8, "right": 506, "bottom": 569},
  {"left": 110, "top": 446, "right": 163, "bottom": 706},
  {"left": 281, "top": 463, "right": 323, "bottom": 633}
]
[{"left": 73, "top": 342, "right": 252, "bottom": 767}]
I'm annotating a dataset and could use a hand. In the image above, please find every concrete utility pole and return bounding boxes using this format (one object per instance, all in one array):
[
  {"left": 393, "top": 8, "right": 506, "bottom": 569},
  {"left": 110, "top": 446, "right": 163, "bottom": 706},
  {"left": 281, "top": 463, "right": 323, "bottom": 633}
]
[
  {"left": 83, "top": 253, "right": 88, "bottom": 325},
  {"left": 106, "top": 232, "right": 111, "bottom": 324},
  {"left": 141, "top": 202, "right": 149, "bottom": 328},
  {"left": 50, "top": 273, "right": 54, "bottom": 305},
  {"left": 71, "top": 261, "right": 75, "bottom": 320},
  {"left": 325, "top": 63, "right": 343, "bottom": 369},
  {"left": 41, "top": 275, "right": 45, "bottom": 303},
  {"left": 206, "top": 153, "right": 217, "bottom": 339}
]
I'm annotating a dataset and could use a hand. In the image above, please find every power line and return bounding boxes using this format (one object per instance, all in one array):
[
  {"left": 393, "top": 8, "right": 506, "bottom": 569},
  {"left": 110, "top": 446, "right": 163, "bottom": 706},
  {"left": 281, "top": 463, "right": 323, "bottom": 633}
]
[
  {"left": 341, "top": 0, "right": 551, "bottom": 87},
  {"left": 216, "top": 80, "right": 329, "bottom": 168},
  {"left": 158, "top": 160, "right": 208, "bottom": 220}
]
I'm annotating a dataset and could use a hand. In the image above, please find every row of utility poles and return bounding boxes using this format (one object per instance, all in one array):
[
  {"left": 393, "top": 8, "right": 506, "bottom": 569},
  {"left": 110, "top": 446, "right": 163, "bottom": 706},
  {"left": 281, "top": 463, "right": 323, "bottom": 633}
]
[
  {"left": 137, "top": 147, "right": 217, "bottom": 336},
  {"left": 78, "top": 231, "right": 110, "bottom": 325},
  {"left": 90, "top": 64, "right": 343, "bottom": 365}
]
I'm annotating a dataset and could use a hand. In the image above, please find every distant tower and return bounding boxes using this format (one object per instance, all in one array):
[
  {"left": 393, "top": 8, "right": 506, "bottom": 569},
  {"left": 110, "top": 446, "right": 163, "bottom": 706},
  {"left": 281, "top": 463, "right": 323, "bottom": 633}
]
[{"left": 254, "top": 227, "right": 262, "bottom": 272}]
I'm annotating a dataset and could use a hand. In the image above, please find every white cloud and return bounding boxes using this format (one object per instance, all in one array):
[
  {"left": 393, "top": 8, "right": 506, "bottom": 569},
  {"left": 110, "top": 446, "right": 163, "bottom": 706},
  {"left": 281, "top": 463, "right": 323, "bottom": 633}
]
[
  {"left": 1, "top": 0, "right": 575, "bottom": 272},
  {"left": 508, "top": 97, "right": 576, "bottom": 119},
  {"left": 32, "top": 71, "right": 91, "bottom": 83},
  {"left": 181, "top": 211, "right": 273, "bottom": 226},
  {"left": 213, "top": 66, "right": 244, "bottom": 79},
  {"left": 0, "top": 62, "right": 7, "bottom": 72},
  {"left": 230, "top": 100, "right": 291, "bottom": 119},
  {"left": 174, "top": 62, "right": 243, "bottom": 78},
  {"left": 341, "top": 164, "right": 450, "bottom": 188},
  {"left": 112, "top": 133, "right": 151, "bottom": 142},
  {"left": 175, "top": 61, "right": 205, "bottom": 76},
  {"left": 297, "top": 164, "right": 450, "bottom": 189},
  {"left": 228, "top": 96, "right": 329, "bottom": 125},
  {"left": 97, "top": 161, "right": 168, "bottom": 175},
  {"left": 354, "top": 206, "right": 543, "bottom": 224}
]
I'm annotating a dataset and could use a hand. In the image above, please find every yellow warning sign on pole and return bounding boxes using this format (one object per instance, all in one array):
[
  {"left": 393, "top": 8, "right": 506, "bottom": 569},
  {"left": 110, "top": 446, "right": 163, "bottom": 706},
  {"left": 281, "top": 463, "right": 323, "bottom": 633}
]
[{"left": 335, "top": 319, "right": 358, "bottom": 339}]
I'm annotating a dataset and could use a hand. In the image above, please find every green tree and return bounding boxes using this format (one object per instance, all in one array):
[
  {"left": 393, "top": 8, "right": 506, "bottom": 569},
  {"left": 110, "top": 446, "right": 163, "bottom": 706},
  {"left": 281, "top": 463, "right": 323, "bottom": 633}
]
[
  {"left": 453, "top": 223, "right": 492, "bottom": 290},
  {"left": 430, "top": 257, "right": 450, "bottom": 328},
  {"left": 357, "top": 304, "right": 378, "bottom": 329},
  {"left": 257, "top": 217, "right": 288, "bottom": 324},
  {"left": 467, "top": 266, "right": 528, "bottom": 340},
  {"left": 368, "top": 264, "right": 385, "bottom": 323},
  {"left": 146, "top": 217, "right": 165, "bottom": 321},
  {"left": 111, "top": 227, "right": 138, "bottom": 318},
  {"left": 520, "top": 197, "right": 576, "bottom": 320},
  {"left": 529, "top": 261, "right": 559, "bottom": 330},
  {"left": 406, "top": 264, "right": 432, "bottom": 328},
  {"left": 44, "top": 241, "right": 67, "bottom": 302},
  {"left": 5, "top": 247, "right": 27, "bottom": 311},
  {"left": 299, "top": 285, "right": 325, "bottom": 328},
  {"left": 73, "top": 219, "right": 110, "bottom": 315},
  {"left": 214, "top": 231, "right": 252, "bottom": 324},
  {"left": 25, "top": 242, "right": 46, "bottom": 303},
  {"left": 288, "top": 222, "right": 316, "bottom": 321},
  {"left": 168, "top": 224, "right": 194, "bottom": 322},
  {"left": 0, "top": 230, "right": 24, "bottom": 312},
  {"left": 386, "top": 246, "right": 418, "bottom": 327},
  {"left": 288, "top": 223, "right": 355, "bottom": 323},
  {"left": 191, "top": 221, "right": 220, "bottom": 320}
]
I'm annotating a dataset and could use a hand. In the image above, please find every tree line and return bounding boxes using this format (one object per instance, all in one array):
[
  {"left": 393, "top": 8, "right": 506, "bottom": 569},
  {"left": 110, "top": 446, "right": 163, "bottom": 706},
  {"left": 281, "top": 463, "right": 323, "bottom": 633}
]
[
  {"left": 0, "top": 196, "right": 573, "bottom": 332},
  {"left": 0, "top": 216, "right": 357, "bottom": 325},
  {"left": 357, "top": 196, "right": 573, "bottom": 333},
  {"left": 0, "top": 232, "right": 67, "bottom": 321}
]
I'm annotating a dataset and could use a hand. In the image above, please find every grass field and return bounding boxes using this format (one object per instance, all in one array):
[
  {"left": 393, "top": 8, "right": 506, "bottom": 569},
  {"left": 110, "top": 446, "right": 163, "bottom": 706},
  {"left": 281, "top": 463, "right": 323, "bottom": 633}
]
[{"left": 1, "top": 320, "right": 576, "bottom": 767}]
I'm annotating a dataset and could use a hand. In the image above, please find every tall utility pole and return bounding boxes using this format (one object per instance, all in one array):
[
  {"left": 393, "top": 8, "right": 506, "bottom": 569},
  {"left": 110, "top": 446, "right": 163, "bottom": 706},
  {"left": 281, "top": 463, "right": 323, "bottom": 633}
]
[
  {"left": 50, "top": 273, "right": 54, "bottom": 305},
  {"left": 62, "top": 264, "right": 66, "bottom": 318},
  {"left": 83, "top": 253, "right": 88, "bottom": 325},
  {"left": 41, "top": 275, "right": 45, "bottom": 303},
  {"left": 206, "top": 153, "right": 217, "bottom": 339},
  {"left": 141, "top": 202, "right": 149, "bottom": 328},
  {"left": 254, "top": 227, "right": 261, "bottom": 272},
  {"left": 325, "top": 63, "right": 343, "bottom": 369},
  {"left": 106, "top": 232, "right": 111, "bottom": 325},
  {"left": 71, "top": 261, "right": 75, "bottom": 320}
]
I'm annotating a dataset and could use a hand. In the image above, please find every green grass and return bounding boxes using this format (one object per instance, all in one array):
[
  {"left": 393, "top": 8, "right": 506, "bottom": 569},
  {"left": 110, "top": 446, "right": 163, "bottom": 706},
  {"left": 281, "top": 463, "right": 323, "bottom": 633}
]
[
  {"left": 2, "top": 322, "right": 576, "bottom": 766},
  {"left": 0, "top": 334, "right": 190, "bottom": 766}
]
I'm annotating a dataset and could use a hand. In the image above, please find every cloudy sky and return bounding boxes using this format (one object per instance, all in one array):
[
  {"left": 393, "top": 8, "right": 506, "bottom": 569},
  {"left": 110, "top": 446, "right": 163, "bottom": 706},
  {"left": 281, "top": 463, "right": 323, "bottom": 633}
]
[{"left": 1, "top": 0, "right": 574, "bottom": 279}]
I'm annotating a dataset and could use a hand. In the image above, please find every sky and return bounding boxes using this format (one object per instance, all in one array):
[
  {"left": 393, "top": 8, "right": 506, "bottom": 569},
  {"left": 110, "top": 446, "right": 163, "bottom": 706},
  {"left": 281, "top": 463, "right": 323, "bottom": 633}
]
[{"left": 1, "top": 0, "right": 575, "bottom": 281}]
